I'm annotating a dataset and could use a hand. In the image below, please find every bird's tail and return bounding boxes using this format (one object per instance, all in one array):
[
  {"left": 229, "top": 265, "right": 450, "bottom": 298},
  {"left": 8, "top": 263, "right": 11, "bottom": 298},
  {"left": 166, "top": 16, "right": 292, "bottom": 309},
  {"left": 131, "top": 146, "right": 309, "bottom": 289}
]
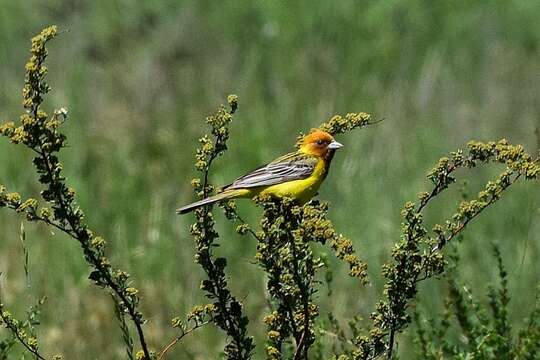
[{"left": 176, "top": 189, "right": 243, "bottom": 215}]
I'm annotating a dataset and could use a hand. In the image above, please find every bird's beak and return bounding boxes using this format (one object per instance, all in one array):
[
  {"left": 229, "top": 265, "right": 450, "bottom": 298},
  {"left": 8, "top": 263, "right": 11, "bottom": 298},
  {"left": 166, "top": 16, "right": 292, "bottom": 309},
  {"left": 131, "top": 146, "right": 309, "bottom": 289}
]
[{"left": 328, "top": 140, "right": 343, "bottom": 149}]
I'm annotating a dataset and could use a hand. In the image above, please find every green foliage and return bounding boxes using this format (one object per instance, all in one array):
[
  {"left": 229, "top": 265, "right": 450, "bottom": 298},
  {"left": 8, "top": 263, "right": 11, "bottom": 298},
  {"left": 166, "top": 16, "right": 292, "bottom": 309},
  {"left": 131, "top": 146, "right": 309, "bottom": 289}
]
[
  {"left": 0, "top": 21, "right": 538, "bottom": 360},
  {"left": 413, "top": 244, "right": 540, "bottom": 359}
]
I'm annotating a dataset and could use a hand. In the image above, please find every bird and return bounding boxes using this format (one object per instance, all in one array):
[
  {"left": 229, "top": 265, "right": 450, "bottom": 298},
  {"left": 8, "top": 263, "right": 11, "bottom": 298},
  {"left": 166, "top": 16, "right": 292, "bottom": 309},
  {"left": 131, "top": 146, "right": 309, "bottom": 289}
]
[{"left": 176, "top": 129, "right": 343, "bottom": 214}]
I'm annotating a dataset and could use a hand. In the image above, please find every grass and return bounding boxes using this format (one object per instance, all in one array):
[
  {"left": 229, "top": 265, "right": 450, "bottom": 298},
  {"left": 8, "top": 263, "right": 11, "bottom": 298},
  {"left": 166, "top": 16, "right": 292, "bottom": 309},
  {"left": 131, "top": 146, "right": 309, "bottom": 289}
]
[{"left": 0, "top": 1, "right": 539, "bottom": 358}]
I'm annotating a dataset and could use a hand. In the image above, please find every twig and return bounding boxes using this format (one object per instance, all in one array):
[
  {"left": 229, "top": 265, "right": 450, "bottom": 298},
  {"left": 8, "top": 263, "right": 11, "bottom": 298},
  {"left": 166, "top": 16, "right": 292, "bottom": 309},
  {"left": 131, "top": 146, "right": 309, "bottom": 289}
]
[
  {"left": 158, "top": 320, "right": 211, "bottom": 360},
  {"left": 0, "top": 314, "right": 47, "bottom": 360},
  {"left": 19, "top": 222, "right": 29, "bottom": 284},
  {"left": 430, "top": 172, "right": 522, "bottom": 254},
  {"left": 293, "top": 331, "right": 306, "bottom": 360},
  {"left": 229, "top": 210, "right": 261, "bottom": 241},
  {"left": 0, "top": 290, "right": 46, "bottom": 360},
  {"left": 112, "top": 294, "right": 134, "bottom": 360}
]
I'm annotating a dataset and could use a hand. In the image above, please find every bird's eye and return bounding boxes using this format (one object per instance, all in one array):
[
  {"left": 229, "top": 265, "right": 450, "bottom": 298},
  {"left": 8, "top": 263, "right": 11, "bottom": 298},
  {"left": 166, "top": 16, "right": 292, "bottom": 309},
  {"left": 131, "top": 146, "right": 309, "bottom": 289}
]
[{"left": 316, "top": 139, "right": 324, "bottom": 145}]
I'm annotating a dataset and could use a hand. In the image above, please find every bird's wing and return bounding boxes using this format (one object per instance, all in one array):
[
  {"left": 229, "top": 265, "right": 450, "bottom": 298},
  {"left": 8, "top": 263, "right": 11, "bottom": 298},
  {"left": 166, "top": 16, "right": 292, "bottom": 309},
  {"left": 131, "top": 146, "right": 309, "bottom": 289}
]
[{"left": 224, "top": 152, "right": 318, "bottom": 189}]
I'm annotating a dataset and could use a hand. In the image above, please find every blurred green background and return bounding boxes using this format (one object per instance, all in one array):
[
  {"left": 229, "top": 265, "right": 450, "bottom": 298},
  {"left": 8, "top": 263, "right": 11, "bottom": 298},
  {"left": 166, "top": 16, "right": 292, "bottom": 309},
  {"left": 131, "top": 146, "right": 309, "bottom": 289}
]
[{"left": 0, "top": 1, "right": 539, "bottom": 358}]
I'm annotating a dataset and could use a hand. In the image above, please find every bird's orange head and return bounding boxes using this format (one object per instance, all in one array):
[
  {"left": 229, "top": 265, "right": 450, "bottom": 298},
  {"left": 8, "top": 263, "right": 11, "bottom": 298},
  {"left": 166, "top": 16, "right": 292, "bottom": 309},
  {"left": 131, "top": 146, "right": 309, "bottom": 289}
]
[{"left": 299, "top": 129, "right": 343, "bottom": 157}]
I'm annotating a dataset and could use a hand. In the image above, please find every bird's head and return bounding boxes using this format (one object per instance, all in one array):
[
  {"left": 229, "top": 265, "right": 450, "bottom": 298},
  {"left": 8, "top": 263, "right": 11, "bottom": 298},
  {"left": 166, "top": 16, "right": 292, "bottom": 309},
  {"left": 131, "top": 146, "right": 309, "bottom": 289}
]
[{"left": 299, "top": 129, "right": 343, "bottom": 157}]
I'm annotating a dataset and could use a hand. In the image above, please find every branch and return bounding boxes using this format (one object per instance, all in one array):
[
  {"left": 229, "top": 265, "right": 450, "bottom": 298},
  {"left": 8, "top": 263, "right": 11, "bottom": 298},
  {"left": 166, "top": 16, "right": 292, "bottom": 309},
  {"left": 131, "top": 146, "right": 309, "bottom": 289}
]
[
  {"left": 188, "top": 96, "right": 254, "bottom": 359},
  {"left": 369, "top": 141, "right": 540, "bottom": 360},
  {"left": 0, "top": 26, "right": 152, "bottom": 359},
  {"left": 36, "top": 145, "right": 151, "bottom": 358}
]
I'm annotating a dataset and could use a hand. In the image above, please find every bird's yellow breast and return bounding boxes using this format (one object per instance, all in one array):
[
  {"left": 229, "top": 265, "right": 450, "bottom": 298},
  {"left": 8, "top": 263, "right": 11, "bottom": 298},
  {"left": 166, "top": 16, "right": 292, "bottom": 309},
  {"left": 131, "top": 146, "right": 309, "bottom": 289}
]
[{"left": 258, "top": 158, "right": 327, "bottom": 204}]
